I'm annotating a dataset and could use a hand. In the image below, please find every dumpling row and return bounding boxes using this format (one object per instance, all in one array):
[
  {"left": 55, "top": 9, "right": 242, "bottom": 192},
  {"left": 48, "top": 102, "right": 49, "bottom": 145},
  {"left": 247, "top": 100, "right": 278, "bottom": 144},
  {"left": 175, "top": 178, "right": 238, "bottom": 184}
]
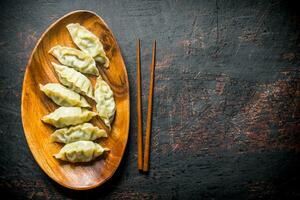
[
  {"left": 41, "top": 106, "right": 108, "bottom": 163},
  {"left": 39, "top": 23, "right": 114, "bottom": 163}
]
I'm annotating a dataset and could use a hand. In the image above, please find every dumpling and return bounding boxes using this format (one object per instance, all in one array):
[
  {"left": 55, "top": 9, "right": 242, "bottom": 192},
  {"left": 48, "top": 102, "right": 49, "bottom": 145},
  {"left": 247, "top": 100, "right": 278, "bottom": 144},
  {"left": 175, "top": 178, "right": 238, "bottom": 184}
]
[
  {"left": 51, "top": 123, "right": 107, "bottom": 143},
  {"left": 54, "top": 141, "right": 109, "bottom": 163},
  {"left": 42, "top": 107, "right": 97, "bottom": 128},
  {"left": 66, "top": 23, "right": 109, "bottom": 68},
  {"left": 49, "top": 45, "right": 99, "bottom": 76},
  {"left": 39, "top": 83, "right": 90, "bottom": 108},
  {"left": 52, "top": 62, "right": 94, "bottom": 99},
  {"left": 94, "top": 76, "right": 116, "bottom": 129}
]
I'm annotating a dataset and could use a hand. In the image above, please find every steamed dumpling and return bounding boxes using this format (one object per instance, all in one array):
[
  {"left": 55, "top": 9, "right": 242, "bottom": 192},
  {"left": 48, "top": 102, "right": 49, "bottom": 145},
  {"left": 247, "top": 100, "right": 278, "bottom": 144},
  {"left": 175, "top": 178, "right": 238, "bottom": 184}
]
[
  {"left": 54, "top": 141, "right": 109, "bottom": 163},
  {"left": 41, "top": 107, "right": 97, "bottom": 128},
  {"left": 39, "top": 83, "right": 90, "bottom": 108},
  {"left": 51, "top": 123, "right": 107, "bottom": 143},
  {"left": 49, "top": 45, "right": 99, "bottom": 76},
  {"left": 66, "top": 23, "right": 109, "bottom": 68},
  {"left": 52, "top": 62, "right": 94, "bottom": 99},
  {"left": 94, "top": 76, "right": 116, "bottom": 129}
]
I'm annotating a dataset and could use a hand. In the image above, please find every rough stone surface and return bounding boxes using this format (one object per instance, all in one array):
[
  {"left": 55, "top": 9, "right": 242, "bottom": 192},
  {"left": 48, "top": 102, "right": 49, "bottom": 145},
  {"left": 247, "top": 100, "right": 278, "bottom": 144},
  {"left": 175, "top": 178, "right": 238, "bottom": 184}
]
[{"left": 0, "top": 0, "right": 300, "bottom": 199}]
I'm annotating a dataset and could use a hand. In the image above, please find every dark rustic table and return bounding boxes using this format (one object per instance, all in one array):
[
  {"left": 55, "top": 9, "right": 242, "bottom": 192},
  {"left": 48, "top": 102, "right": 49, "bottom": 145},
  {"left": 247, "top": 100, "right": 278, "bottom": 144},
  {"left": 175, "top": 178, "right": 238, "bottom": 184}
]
[{"left": 1, "top": 0, "right": 300, "bottom": 199}]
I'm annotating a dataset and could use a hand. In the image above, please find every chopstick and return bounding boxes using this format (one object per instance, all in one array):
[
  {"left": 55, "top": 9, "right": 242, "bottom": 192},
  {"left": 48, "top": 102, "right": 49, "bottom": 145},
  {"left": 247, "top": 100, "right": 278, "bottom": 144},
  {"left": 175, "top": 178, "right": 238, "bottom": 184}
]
[
  {"left": 136, "top": 39, "right": 143, "bottom": 171},
  {"left": 143, "top": 40, "right": 156, "bottom": 172}
]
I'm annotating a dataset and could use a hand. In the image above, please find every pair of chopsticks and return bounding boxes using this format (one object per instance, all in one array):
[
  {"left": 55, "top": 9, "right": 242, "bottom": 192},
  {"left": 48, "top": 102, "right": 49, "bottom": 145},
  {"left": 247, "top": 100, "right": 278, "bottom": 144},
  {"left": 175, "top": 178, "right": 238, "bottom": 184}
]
[{"left": 136, "top": 39, "right": 156, "bottom": 172}]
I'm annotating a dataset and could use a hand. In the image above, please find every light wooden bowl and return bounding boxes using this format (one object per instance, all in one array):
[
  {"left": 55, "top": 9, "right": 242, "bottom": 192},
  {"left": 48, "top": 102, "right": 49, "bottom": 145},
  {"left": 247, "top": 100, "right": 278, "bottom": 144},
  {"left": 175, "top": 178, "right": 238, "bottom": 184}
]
[{"left": 21, "top": 10, "right": 130, "bottom": 190}]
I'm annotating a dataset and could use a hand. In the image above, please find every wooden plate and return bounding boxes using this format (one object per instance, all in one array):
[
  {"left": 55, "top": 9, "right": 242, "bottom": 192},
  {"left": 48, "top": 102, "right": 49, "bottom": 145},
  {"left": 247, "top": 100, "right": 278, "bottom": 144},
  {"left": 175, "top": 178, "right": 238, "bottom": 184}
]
[{"left": 21, "top": 10, "right": 130, "bottom": 190}]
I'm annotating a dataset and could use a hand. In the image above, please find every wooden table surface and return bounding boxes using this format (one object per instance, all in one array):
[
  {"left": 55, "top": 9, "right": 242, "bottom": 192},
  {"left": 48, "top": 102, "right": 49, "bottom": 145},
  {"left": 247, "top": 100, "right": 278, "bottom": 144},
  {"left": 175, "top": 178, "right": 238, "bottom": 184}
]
[{"left": 0, "top": 0, "right": 299, "bottom": 199}]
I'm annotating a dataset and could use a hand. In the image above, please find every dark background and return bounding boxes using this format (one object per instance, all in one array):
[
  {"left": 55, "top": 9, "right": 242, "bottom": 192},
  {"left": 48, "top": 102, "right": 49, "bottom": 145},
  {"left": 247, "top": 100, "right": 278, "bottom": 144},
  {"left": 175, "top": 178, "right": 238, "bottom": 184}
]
[{"left": 0, "top": 0, "right": 300, "bottom": 199}]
